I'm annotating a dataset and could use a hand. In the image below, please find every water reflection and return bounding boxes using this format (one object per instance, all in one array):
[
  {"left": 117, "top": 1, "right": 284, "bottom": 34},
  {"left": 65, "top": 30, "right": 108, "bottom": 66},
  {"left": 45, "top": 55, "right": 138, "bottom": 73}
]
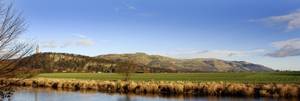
[
  {"left": 118, "top": 94, "right": 131, "bottom": 101},
  {"left": 5, "top": 87, "right": 298, "bottom": 101}
]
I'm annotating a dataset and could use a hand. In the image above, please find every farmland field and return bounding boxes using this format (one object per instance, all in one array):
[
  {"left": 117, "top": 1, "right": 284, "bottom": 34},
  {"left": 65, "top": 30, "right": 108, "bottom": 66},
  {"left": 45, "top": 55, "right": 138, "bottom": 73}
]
[{"left": 36, "top": 72, "right": 300, "bottom": 83}]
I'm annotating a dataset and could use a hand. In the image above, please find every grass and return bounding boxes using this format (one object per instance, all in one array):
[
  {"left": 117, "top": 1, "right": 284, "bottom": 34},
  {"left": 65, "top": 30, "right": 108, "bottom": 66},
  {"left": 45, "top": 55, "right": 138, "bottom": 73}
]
[
  {"left": 4, "top": 78, "right": 300, "bottom": 97},
  {"left": 35, "top": 72, "right": 300, "bottom": 83}
]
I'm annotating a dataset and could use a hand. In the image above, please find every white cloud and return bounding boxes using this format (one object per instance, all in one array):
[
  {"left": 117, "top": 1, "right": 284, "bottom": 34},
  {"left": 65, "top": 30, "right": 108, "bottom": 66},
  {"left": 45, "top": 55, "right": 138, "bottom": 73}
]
[
  {"left": 272, "top": 38, "right": 300, "bottom": 49},
  {"left": 125, "top": 4, "right": 136, "bottom": 10},
  {"left": 40, "top": 34, "right": 95, "bottom": 49},
  {"left": 266, "top": 9, "right": 300, "bottom": 31},
  {"left": 166, "top": 49, "right": 265, "bottom": 59},
  {"left": 76, "top": 38, "right": 94, "bottom": 46},
  {"left": 74, "top": 34, "right": 87, "bottom": 39},
  {"left": 267, "top": 38, "right": 300, "bottom": 57},
  {"left": 128, "top": 6, "right": 136, "bottom": 10},
  {"left": 74, "top": 34, "right": 95, "bottom": 46},
  {"left": 40, "top": 41, "right": 58, "bottom": 48},
  {"left": 123, "top": 2, "right": 137, "bottom": 10}
]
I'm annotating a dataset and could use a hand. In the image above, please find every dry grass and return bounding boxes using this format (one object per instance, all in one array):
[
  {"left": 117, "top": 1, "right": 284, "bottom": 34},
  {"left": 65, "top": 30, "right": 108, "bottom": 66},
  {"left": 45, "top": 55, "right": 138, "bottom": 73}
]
[{"left": 0, "top": 78, "right": 299, "bottom": 98}]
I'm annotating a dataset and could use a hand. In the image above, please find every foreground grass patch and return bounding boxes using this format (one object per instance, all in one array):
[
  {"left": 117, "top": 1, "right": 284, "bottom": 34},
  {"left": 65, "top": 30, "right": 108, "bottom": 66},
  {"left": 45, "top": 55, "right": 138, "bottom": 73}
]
[{"left": 36, "top": 72, "right": 300, "bottom": 83}]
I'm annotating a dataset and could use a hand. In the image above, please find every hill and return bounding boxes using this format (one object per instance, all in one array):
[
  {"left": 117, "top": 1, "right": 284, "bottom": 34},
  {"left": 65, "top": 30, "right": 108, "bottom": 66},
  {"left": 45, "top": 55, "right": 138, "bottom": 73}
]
[
  {"left": 18, "top": 52, "right": 273, "bottom": 73},
  {"left": 97, "top": 52, "right": 273, "bottom": 72},
  {"left": 18, "top": 52, "right": 117, "bottom": 73}
]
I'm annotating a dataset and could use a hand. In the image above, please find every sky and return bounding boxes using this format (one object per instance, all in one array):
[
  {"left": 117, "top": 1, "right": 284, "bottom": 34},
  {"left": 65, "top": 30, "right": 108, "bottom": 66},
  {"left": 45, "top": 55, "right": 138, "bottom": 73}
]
[{"left": 6, "top": 0, "right": 300, "bottom": 70}]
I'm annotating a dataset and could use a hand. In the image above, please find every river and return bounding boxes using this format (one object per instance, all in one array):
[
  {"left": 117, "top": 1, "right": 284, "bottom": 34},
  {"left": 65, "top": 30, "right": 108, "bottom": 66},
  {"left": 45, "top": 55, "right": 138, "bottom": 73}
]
[{"left": 4, "top": 87, "right": 297, "bottom": 101}]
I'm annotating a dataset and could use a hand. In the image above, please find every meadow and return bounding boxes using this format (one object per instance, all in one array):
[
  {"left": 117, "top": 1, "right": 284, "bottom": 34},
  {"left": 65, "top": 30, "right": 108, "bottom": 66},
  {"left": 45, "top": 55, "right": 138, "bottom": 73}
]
[
  {"left": 1, "top": 72, "right": 299, "bottom": 97},
  {"left": 36, "top": 72, "right": 300, "bottom": 84}
]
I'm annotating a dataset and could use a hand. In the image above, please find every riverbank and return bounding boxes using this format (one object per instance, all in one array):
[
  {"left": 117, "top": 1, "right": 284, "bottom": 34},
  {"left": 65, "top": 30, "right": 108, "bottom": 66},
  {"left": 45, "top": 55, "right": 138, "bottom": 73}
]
[
  {"left": 12, "top": 87, "right": 296, "bottom": 101},
  {"left": 0, "top": 78, "right": 299, "bottom": 98},
  {"left": 36, "top": 72, "right": 300, "bottom": 83}
]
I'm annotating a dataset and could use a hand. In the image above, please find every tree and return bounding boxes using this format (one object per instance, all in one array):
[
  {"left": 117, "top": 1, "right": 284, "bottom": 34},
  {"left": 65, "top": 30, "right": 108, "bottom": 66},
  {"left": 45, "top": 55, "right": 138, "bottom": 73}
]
[
  {"left": 0, "top": 0, "right": 34, "bottom": 100},
  {"left": 117, "top": 60, "right": 137, "bottom": 81}
]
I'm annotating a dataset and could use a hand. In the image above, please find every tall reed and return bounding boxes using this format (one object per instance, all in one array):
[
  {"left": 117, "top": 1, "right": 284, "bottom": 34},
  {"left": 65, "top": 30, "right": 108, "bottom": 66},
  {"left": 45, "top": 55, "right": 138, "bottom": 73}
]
[{"left": 0, "top": 78, "right": 299, "bottom": 98}]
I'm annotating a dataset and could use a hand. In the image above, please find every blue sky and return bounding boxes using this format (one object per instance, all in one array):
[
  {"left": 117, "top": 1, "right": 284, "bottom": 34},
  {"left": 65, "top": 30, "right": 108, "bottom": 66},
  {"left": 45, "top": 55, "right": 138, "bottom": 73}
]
[{"left": 9, "top": 0, "right": 300, "bottom": 70}]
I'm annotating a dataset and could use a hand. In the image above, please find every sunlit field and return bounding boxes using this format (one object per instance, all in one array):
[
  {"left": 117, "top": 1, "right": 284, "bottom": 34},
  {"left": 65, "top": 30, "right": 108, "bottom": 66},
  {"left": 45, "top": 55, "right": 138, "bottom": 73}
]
[{"left": 36, "top": 72, "right": 300, "bottom": 83}]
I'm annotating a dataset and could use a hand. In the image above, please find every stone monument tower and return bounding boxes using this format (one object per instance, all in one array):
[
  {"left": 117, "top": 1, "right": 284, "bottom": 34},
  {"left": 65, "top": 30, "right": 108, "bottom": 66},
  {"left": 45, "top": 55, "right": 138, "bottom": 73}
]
[{"left": 36, "top": 45, "right": 40, "bottom": 54}]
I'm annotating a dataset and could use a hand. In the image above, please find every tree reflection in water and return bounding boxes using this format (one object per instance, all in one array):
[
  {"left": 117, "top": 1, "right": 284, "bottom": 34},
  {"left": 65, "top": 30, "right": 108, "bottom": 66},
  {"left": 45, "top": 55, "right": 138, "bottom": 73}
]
[{"left": 118, "top": 94, "right": 132, "bottom": 101}]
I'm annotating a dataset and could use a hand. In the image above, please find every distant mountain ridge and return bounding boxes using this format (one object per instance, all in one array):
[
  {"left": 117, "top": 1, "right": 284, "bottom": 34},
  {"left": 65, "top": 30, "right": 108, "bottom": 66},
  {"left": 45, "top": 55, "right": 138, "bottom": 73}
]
[
  {"left": 18, "top": 52, "right": 273, "bottom": 73},
  {"left": 97, "top": 52, "right": 273, "bottom": 72}
]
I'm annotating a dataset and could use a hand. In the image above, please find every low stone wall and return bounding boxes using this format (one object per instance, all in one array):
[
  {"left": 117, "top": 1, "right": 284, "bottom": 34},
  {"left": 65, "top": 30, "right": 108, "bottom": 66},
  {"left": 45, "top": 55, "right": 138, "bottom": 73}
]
[{"left": 0, "top": 78, "right": 299, "bottom": 98}]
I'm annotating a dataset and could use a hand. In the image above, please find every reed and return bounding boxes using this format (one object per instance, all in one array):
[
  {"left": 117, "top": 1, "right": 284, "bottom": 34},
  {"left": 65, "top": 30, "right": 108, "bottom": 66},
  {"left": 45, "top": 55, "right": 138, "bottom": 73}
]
[{"left": 0, "top": 78, "right": 299, "bottom": 98}]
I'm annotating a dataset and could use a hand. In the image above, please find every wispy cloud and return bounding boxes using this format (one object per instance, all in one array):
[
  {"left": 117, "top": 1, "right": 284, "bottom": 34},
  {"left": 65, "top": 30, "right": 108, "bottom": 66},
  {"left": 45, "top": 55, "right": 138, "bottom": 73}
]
[
  {"left": 267, "top": 38, "right": 300, "bottom": 57},
  {"left": 263, "top": 9, "right": 300, "bottom": 31},
  {"left": 40, "top": 34, "right": 95, "bottom": 49},
  {"left": 74, "top": 34, "right": 87, "bottom": 39},
  {"left": 40, "top": 41, "right": 59, "bottom": 48},
  {"left": 114, "top": 2, "right": 156, "bottom": 17},
  {"left": 73, "top": 34, "right": 95, "bottom": 47},
  {"left": 76, "top": 38, "right": 94, "bottom": 46},
  {"left": 123, "top": 2, "right": 136, "bottom": 10}
]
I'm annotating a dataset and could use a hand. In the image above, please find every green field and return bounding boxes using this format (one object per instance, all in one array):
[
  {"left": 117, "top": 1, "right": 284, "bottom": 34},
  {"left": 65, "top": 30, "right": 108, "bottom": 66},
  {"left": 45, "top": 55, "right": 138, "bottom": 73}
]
[{"left": 36, "top": 72, "right": 300, "bottom": 83}]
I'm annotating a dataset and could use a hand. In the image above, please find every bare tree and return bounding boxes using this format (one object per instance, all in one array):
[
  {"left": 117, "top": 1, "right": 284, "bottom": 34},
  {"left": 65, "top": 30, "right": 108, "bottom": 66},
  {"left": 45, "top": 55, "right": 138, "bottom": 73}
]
[
  {"left": 0, "top": 0, "right": 34, "bottom": 99},
  {"left": 117, "top": 60, "right": 137, "bottom": 81}
]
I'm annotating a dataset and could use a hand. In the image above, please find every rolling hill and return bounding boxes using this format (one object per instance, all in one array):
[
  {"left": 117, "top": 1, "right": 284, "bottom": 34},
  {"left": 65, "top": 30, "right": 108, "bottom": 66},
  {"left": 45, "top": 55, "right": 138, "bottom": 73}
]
[
  {"left": 18, "top": 52, "right": 273, "bottom": 73},
  {"left": 97, "top": 52, "right": 273, "bottom": 72}
]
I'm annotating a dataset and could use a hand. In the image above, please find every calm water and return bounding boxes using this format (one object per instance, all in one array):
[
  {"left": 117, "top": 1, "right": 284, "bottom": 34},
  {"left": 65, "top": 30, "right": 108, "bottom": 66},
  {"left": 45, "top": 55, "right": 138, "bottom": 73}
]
[{"left": 4, "top": 87, "right": 297, "bottom": 101}]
